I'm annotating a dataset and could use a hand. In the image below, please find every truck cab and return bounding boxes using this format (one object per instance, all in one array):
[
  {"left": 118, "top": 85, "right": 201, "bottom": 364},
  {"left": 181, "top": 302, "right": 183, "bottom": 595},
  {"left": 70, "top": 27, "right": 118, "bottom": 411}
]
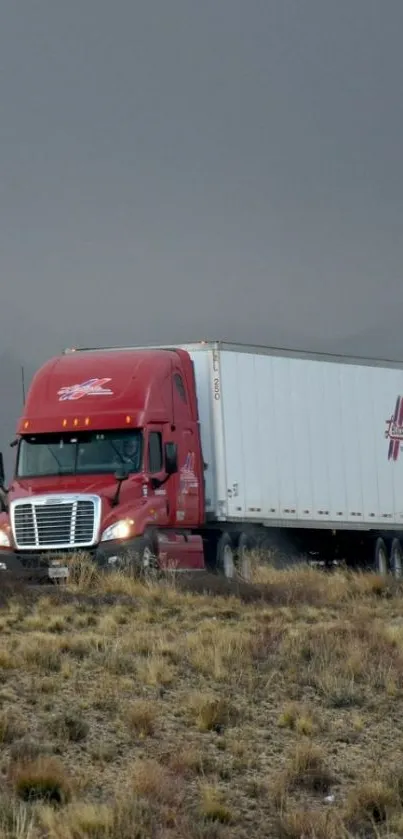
[{"left": 0, "top": 347, "right": 206, "bottom": 580}]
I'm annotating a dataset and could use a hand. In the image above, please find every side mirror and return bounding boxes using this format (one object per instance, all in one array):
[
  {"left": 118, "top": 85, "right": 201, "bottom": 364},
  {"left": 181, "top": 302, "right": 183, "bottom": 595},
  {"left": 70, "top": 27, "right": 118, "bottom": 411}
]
[
  {"left": 114, "top": 464, "right": 130, "bottom": 482},
  {"left": 0, "top": 454, "right": 7, "bottom": 512},
  {"left": 0, "top": 453, "right": 5, "bottom": 488},
  {"left": 111, "top": 464, "right": 130, "bottom": 507},
  {"left": 164, "top": 442, "right": 178, "bottom": 475}
]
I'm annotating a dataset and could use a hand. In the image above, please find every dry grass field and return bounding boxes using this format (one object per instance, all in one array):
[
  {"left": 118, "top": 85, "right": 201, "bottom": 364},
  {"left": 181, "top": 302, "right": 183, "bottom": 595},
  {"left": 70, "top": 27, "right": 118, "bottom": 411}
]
[{"left": 0, "top": 554, "right": 403, "bottom": 837}]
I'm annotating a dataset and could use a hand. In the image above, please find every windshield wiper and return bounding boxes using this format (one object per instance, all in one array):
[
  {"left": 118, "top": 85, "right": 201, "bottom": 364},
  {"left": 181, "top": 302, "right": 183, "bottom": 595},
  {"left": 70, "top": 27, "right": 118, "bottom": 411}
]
[
  {"left": 105, "top": 439, "right": 125, "bottom": 465},
  {"left": 44, "top": 445, "right": 66, "bottom": 476}
]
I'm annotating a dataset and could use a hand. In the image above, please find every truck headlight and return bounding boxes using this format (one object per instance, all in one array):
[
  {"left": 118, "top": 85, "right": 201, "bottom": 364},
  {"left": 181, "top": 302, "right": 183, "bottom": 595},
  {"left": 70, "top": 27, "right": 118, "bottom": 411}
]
[
  {"left": 0, "top": 529, "right": 10, "bottom": 548},
  {"left": 101, "top": 519, "right": 134, "bottom": 542}
]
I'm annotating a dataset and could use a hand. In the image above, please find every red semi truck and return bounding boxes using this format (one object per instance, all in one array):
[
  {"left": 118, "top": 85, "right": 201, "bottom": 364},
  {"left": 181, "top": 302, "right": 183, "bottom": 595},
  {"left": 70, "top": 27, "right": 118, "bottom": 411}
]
[{"left": 1, "top": 341, "right": 403, "bottom": 582}]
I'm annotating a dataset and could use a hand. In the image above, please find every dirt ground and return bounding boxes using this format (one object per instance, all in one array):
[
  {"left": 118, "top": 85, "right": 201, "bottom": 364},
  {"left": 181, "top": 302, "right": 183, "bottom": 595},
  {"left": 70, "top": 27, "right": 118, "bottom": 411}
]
[{"left": 1, "top": 558, "right": 403, "bottom": 838}]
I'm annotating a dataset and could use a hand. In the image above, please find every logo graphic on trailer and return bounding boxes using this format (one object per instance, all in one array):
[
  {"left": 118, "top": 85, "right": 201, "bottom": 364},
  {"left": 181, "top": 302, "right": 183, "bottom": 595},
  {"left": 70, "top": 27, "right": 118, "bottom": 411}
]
[
  {"left": 385, "top": 396, "right": 403, "bottom": 461},
  {"left": 57, "top": 378, "right": 113, "bottom": 401}
]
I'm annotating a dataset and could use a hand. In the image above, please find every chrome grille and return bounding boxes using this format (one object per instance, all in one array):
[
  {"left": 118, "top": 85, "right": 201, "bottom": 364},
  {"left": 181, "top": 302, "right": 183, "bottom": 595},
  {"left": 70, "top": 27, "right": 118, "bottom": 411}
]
[{"left": 11, "top": 495, "right": 100, "bottom": 550}]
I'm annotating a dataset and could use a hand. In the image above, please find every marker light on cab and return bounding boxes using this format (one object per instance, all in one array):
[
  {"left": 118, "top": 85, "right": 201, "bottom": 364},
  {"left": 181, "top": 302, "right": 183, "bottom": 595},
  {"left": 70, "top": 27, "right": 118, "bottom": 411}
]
[{"left": 101, "top": 519, "right": 134, "bottom": 542}]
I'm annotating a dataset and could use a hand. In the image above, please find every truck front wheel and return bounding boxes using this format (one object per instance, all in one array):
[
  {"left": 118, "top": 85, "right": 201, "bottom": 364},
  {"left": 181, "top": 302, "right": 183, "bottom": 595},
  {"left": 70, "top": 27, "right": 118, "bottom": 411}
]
[{"left": 130, "top": 533, "right": 158, "bottom": 577}]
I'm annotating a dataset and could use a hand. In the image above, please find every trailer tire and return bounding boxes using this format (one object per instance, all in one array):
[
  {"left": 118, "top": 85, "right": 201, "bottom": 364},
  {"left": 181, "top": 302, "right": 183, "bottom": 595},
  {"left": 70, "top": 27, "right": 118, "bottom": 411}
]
[
  {"left": 216, "top": 533, "right": 236, "bottom": 579},
  {"left": 374, "top": 537, "right": 389, "bottom": 576},
  {"left": 390, "top": 538, "right": 403, "bottom": 579},
  {"left": 236, "top": 533, "right": 254, "bottom": 581}
]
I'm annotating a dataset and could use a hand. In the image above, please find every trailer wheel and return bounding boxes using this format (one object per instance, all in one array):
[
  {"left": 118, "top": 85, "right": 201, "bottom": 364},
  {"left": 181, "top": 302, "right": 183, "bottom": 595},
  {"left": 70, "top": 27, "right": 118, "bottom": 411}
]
[
  {"left": 236, "top": 533, "right": 254, "bottom": 581},
  {"left": 216, "top": 533, "right": 236, "bottom": 579},
  {"left": 374, "top": 537, "right": 389, "bottom": 576},
  {"left": 390, "top": 538, "right": 403, "bottom": 579}
]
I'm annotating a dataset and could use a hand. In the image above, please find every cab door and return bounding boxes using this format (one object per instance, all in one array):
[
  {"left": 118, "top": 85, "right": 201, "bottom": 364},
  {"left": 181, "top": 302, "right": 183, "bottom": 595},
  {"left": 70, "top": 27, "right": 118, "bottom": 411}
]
[
  {"left": 145, "top": 428, "right": 169, "bottom": 526},
  {"left": 171, "top": 370, "right": 201, "bottom": 527},
  {"left": 176, "top": 426, "right": 200, "bottom": 526}
]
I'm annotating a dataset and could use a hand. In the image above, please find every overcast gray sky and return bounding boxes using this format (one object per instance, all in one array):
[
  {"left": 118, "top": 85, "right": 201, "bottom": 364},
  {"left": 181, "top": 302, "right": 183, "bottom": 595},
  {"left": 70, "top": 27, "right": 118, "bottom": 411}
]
[{"left": 1, "top": 0, "right": 403, "bottom": 364}]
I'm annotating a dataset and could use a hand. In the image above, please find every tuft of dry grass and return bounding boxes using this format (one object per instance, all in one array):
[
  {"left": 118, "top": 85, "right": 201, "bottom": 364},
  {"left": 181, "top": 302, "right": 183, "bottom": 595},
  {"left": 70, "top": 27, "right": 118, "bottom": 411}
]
[
  {"left": 17, "top": 634, "right": 63, "bottom": 672},
  {"left": 136, "top": 652, "right": 175, "bottom": 687},
  {"left": 345, "top": 778, "right": 399, "bottom": 828},
  {"left": 10, "top": 756, "right": 72, "bottom": 804},
  {"left": 278, "top": 702, "right": 318, "bottom": 736},
  {"left": 199, "top": 784, "right": 233, "bottom": 824},
  {"left": 64, "top": 551, "right": 101, "bottom": 589},
  {"left": 277, "top": 808, "right": 342, "bottom": 839},
  {"left": 0, "top": 795, "right": 35, "bottom": 839},
  {"left": 0, "top": 646, "right": 16, "bottom": 669},
  {"left": 273, "top": 741, "right": 335, "bottom": 805},
  {"left": 37, "top": 801, "right": 114, "bottom": 837},
  {"left": 168, "top": 744, "right": 215, "bottom": 777},
  {"left": 0, "top": 708, "right": 27, "bottom": 743},
  {"left": 124, "top": 699, "right": 158, "bottom": 737},
  {"left": 36, "top": 797, "right": 159, "bottom": 839},
  {"left": 186, "top": 622, "right": 250, "bottom": 682},
  {"left": 187, "top": 692, "right": 238, "bottom": 732}
]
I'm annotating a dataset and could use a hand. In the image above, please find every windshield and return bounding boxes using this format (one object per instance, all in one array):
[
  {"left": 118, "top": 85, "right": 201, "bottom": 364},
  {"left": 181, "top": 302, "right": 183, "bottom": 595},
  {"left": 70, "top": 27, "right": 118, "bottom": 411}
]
[{"left": 16, "top": 430, "right": 143, "bottom": 478}]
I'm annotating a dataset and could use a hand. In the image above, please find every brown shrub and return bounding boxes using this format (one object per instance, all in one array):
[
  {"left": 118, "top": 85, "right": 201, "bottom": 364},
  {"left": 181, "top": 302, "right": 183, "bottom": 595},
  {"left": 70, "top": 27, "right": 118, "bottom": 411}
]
[
  {"left": 49, "top": 710, "right": 89, "bottom": 742},
  {"left": 129, "top": 758, "right": 179, "bottom": 806},
  {"left": 345, "top": 779, "right": 398, "bottom": 828},
  {"left": 10, "top": 756, "right": 72, "bottom": 804}
]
